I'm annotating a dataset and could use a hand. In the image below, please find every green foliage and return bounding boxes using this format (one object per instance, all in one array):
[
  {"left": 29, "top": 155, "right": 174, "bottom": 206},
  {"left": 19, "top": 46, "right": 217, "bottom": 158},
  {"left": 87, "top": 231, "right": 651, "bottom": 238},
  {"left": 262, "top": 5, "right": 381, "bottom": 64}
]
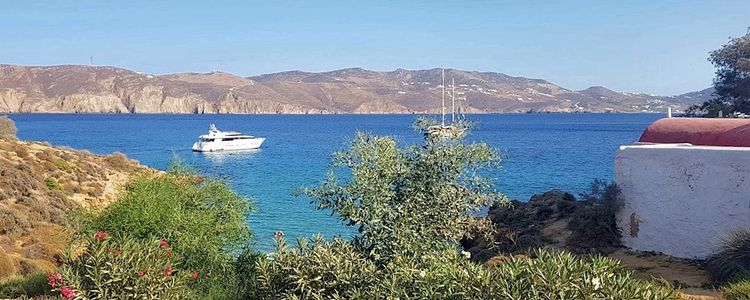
[
  {"left": 690, "top": 32, "right": 750, "bottom": 116},
  {"left": 0, "top": 115, "right": 17, "bottom": 140},
  {"left": 54, "top": 159, "right": 72, "bottom": 171},
  {"left": 0, "top": 272, "right": 52, "bottom": 299},
  {"left": 57, "top": 233, "right": 194, "bottom": 299},
  {"left": 301, "top": 130, "right": 505, "bottom": 261},
  {"left": 248, "top": 237, "right": 676, "bottom": 300},
  {"left": 724, "top": 280, "right": 750, "bottom": 300},
  {"left": 44, "top": 176, "right": 62, "bottom": 191},
  {"left": 568, "top": 180, "right": 623, "bottom": 248},
  {"left": 76, "top": 169, "right": 253, "bottom": 298},
  {"left": 707, "top": 229, "right": 750, "bottom": 282}
]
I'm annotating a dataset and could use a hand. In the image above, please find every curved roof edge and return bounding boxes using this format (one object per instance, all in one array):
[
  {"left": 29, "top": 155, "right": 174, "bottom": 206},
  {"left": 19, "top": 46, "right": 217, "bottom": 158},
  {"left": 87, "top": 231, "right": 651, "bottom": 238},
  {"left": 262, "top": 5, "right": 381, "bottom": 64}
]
[{"left": 639, "top": 118, "right": 750, "bottom": 147}]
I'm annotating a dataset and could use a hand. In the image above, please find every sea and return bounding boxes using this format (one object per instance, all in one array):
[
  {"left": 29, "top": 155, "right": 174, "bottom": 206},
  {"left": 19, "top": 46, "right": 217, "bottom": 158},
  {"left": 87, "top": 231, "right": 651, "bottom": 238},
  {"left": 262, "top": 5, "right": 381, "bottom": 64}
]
[{"left": 8, "top": 113, "right": 662, "bottom": 251}]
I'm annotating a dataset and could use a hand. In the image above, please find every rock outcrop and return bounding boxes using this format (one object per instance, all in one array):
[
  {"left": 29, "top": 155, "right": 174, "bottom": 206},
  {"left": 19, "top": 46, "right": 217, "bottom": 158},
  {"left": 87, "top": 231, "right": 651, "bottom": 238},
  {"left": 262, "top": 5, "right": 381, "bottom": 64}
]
[{"left": 0, "top": 64, "right": 708, "bottom": 114}]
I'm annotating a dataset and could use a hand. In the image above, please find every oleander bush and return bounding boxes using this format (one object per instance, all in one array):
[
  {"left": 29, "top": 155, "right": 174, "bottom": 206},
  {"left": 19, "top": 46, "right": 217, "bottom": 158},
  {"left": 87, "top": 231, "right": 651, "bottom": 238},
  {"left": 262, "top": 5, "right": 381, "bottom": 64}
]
[
  {"left": 245, "top": 236, "right": 676, "bottom": 299},
  {"left": 71, "top": 160, "right": 253, "bottom": 298},
  {"left": 56, "top": 232, "right": 194, "bottom": 299},
  {"left": 707, "top": 229, "right": 750, "bottom": 282}
]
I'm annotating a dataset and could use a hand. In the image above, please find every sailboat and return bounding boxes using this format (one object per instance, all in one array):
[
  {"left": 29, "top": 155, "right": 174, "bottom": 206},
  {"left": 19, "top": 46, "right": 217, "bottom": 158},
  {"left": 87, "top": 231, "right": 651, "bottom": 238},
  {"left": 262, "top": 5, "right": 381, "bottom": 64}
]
[{"left": 425, "top": 69, "right": 466, "bottom": 139}]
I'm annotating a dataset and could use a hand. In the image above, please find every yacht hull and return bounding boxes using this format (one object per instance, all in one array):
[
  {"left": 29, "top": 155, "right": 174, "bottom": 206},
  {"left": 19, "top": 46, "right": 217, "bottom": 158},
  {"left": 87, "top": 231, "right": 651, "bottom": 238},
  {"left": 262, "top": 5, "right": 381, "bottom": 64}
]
[{"left": 192, "top": 137, "right": 265, "bottom": 152}]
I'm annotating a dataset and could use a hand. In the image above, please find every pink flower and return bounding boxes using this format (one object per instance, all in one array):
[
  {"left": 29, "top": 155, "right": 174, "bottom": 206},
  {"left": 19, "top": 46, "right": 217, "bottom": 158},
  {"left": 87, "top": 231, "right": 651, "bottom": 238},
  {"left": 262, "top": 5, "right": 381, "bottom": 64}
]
[
  {"left": 163, "top": 249, "right": 173, "bottom": 256},
  {"left": 163, "top": 266, "right": 173, "bottom": 277},
  {"left": 159, "top": 239, "right": 170, "bottom": 248},
  {"left": 137, "top": 270, "right": 147, "bottom": 278},
  {"left": 111, "top": 248, "right": 121, "bottom": 256},
  {"left": 48, "top": 272, "right": 62, "bottom": 288},
  {"left": 47, "top": 274, "right": 57, "bottom": 288},
  {"left": 60, "top": 287, "right": 75, "bottom": 299},
  {"left": 94, "top": 230, "right": 108, "bottom": 241},
  {"left": 192, "top": 271, "right": 199, "bottom": 281},
  {"left": 273, "top": 231, "right": 284, "bottom": 239}
]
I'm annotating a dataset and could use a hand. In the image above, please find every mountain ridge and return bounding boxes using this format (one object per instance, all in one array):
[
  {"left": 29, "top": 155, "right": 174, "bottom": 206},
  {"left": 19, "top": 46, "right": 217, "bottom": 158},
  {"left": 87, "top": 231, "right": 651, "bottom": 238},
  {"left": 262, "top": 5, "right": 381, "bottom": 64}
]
[{"left": 0, "top": 64, "right": 710, "bottom": 114}]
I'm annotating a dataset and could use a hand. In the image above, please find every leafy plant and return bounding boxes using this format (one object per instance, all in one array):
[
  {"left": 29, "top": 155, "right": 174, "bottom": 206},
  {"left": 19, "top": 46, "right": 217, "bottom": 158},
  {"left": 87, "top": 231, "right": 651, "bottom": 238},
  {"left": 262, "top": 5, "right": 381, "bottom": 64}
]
[
  {"left": 707, "top": 229, "right": 750, "bottom": 282},
  {"left": 248, "top": 237, "right": 676, "bottom": 300},
  {"left": 74, "top": 162, "right": 253, "bottom": 298},
  {"left": 0, "top": 272, "right": 52, "bottom": 299},
  {"left": 44, "top": 176, "right": 62, "bottom": 191},
  {"left": 57, "top": 232, "right": 194, "bottom": 299},
  {"left": 300, "top": 128, "right": 505, "bottom": 262},
  {"left": 723, "top": 279, "right": 750, "bottom": 300},
  {"left": 568, "top": 180, "right": 623, "bottom": 250}
]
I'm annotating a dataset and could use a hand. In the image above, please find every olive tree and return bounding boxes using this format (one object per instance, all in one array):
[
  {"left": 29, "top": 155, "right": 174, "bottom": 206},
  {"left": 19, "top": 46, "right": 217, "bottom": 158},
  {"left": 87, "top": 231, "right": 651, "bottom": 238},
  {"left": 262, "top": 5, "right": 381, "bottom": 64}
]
[{"left": 301, "top": 120, "right": 506, "bottom": 261}]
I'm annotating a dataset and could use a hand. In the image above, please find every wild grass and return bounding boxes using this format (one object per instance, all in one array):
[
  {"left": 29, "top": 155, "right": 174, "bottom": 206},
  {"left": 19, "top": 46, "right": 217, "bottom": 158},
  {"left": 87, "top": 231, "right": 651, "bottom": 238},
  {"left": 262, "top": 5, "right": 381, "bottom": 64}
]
[{"left": 707, "top": 229, "right": 750, "bottom": 282}]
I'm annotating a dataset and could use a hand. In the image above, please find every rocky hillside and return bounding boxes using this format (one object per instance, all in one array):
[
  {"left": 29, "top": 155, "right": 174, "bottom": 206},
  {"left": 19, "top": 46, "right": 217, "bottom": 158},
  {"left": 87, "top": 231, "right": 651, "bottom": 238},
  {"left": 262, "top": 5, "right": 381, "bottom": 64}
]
[
  {"left": 0, "top": 125, "right": 151, "bottom": 278},
  {"left": 0, "top": 64, "right": 708, "bottom": 114}
]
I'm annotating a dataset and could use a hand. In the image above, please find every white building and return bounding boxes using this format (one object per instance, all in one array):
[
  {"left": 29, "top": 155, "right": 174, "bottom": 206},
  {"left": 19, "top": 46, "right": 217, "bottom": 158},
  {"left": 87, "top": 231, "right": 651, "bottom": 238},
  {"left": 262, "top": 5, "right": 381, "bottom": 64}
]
[{"left": 615, "top": 118, "right": 750, "bottom": 259}]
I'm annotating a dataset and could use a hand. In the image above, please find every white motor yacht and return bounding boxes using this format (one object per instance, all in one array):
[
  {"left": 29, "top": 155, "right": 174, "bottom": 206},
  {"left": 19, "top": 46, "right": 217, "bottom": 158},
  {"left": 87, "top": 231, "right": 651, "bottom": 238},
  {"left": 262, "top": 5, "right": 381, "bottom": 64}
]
[{"left": 192, "top": 124, "right": 265, "bottom": 152}]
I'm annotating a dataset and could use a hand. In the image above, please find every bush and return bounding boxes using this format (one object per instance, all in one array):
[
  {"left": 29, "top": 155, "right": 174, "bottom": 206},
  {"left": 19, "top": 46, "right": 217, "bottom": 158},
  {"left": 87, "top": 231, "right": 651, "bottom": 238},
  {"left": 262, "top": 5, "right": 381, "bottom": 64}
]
[
  {"left": 246, "top": 237, "right": 676, "bottom": 299},
  {"left": 707, "top": 229, "right": 750, "bottom": 282},
  {"left": 44, "top": 176, "right": 62, "bottom": 191},
  {"left": 300, "top": 130, "right": 505, "bottom": 262},
  {"left": 57, "top": 232, "right": 194, "bottom": 299},
  {"left": 75, "top": 165, "right": 253, "bottom": 298},
  {"left": 0, "top": 116, "right": 17, "bottom": 140},
  {"left": 567, "top": 180, "right": 623, "bottom": 250},
  {"left": 0, "top": 272, "right": 52, "bottom": 299},
  {"left": 724, "top": 280, "right": 750, "bottom": 300}
]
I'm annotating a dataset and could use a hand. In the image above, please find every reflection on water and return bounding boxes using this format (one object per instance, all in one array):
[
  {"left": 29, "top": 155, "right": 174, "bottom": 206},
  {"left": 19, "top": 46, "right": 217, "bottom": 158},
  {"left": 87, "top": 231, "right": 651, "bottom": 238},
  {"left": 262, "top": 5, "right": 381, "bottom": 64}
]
[{"left": 199, "top": 149, "right": 261, "bottom": 165}]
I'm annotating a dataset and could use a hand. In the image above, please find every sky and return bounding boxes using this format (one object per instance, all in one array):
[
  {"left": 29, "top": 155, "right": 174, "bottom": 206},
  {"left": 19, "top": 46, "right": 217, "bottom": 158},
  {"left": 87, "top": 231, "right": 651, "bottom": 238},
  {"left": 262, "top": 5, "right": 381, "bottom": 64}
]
[{"left": 1, "top": 1, "right": 749, "bottom": 95}]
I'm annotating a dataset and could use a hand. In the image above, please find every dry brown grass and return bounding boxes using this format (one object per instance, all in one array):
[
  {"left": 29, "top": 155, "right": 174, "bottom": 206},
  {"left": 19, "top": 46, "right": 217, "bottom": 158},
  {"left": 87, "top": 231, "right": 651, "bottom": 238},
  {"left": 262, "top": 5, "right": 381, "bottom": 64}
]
[{"left": 0, "top": 139, "right": 148, "bottom": 279}]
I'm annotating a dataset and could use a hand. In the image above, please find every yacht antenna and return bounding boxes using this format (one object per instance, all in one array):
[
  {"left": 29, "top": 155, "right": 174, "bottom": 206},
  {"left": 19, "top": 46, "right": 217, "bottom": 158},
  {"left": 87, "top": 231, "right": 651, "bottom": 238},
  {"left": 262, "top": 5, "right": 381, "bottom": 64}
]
[
  {"left": 451, "top": 77, "right": 455, "bottom": 123},
  {"left": 441, "top": 69, "right": 446, "bottom": 126}
]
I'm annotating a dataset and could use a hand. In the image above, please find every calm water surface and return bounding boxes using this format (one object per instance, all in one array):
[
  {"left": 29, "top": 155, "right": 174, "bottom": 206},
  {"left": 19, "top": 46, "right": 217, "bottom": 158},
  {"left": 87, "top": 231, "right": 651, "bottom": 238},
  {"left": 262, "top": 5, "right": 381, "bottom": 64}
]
[{"left": 9, "top": 113, "right": 661, "bottom": 251}]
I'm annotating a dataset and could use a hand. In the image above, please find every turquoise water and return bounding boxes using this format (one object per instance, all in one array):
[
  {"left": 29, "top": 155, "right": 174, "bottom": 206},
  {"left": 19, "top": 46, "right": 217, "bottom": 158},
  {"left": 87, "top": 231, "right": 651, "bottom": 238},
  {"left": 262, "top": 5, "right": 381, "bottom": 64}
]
[{"left": 9, "top": 113, "right": 661, "bottom": 251}]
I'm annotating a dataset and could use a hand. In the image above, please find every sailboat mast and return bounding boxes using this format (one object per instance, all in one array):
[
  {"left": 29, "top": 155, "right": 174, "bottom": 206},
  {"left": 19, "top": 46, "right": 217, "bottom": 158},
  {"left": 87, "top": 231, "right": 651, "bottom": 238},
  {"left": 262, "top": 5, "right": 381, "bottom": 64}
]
[
  {"left": 441, "top": 69, "right": 446, "bottom": 126},
  {"left": 451, "top": 78, "right": 455, "bottom": 123}
]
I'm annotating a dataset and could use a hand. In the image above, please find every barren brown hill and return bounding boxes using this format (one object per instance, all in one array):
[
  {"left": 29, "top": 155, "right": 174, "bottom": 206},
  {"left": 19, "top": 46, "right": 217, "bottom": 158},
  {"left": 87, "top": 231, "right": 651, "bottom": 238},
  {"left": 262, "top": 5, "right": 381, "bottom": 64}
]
[
  {"left": 0, "top": 122, "right": 151, "bottom": 278},
  {"left": 0, "top": 64, "right": 706, "bottom": 114}
]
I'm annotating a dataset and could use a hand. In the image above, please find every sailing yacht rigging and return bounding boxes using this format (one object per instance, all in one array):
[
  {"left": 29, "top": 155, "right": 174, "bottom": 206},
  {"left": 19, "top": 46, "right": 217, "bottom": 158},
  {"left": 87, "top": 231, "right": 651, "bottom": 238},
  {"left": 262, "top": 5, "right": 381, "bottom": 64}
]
[{"left": 426, "top": 69, "right": 466, "bottom": 138}]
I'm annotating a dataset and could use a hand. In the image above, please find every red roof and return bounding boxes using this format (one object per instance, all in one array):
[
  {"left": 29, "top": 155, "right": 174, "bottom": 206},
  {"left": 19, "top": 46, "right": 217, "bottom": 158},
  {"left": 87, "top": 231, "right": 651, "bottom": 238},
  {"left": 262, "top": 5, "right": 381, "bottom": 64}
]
[{"left": 639, "top": 118, "right": 750, "bottom": 147}]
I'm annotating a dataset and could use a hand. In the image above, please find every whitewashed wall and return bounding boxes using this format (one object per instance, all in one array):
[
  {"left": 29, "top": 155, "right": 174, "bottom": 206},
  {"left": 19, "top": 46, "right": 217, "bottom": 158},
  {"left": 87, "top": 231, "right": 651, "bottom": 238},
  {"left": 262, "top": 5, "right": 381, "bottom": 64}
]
[{"left": 615, "top": 144, "right": 750, "bottom": 259}]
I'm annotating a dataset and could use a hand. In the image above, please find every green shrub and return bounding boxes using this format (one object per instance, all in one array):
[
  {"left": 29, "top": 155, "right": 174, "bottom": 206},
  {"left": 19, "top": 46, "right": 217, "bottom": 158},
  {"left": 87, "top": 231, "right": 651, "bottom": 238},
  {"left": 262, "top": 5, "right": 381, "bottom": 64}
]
[
  {"left": 247, "top": 237, "right": 676, "bottom": 299},
  {"left": 54, "top": 160, "right": 72, "bottom": 171},
  {"left": 567, "top": 179, "right": 623, "bottom": 249},
  {"left": 0, "top": 116, "right": 17, "bottom": 140},
  {"left": 0, "top": 272, "right": 52, "bottom": 299},
  {"left": 300, "top": 130, "right": 506, "bottom": 262},
  {"left": 75, "top": 166, "right": 253, "bottom": 298},
  {"left": 724, "top": 280, "right": 750, "bottom": 300},
  {"left": 707, "top": 229, "right": 750, "bottom": 282},
  {"left": 57, "top": 232, "right": 194, "bottom": 299},
  {"left": 44, "top": 176, "right": 62, "bottom": 191}
]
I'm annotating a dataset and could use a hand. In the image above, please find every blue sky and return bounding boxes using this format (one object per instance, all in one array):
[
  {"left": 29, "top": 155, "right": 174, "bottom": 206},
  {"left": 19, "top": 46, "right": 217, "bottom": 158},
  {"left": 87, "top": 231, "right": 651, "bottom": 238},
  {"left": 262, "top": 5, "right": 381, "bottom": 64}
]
[{"left": 1, "top": 1, "right": 748, "bottom": 95}]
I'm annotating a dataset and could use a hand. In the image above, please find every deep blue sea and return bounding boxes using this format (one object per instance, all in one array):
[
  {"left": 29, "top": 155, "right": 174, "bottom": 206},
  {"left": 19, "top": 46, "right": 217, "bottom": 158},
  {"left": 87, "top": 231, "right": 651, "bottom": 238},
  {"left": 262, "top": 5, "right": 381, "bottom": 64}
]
[{"left": 8, "top": 113, "right": 661, "bottom": 251}]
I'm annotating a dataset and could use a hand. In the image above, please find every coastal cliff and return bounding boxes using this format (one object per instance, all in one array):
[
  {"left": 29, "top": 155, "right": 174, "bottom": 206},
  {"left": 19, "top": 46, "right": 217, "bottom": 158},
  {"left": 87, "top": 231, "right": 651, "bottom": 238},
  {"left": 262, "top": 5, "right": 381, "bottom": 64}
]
[{"left": 0, "top": 65, "right": 708, "bottom": 114}]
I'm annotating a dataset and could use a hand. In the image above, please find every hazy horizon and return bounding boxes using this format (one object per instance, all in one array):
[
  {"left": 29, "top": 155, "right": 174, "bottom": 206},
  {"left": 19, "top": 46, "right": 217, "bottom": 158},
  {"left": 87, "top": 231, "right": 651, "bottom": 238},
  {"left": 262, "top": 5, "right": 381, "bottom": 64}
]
[{"left": 2, "top": 1, "right": 749, "bottom": 95}]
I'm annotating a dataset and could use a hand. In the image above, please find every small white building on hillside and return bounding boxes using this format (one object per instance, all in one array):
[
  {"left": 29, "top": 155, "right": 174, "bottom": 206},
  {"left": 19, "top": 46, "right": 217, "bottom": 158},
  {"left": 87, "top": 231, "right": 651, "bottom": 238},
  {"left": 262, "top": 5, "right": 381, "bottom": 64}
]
[{"left": 615, "top": 118, "right": 750, "bottom": 259}]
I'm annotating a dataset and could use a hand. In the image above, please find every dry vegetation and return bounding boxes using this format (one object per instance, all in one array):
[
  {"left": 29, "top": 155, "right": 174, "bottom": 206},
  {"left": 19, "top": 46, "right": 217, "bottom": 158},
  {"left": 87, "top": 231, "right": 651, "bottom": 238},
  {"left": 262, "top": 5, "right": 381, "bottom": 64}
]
[{"left": 0, "top": 128, "right": 150, "bottom": 279}]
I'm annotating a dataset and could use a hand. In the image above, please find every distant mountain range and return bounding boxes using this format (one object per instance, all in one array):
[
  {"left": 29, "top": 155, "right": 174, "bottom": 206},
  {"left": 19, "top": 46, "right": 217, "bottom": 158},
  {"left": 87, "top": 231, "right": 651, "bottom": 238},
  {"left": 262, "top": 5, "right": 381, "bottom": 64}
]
[{"left": 0, "top": 64, "right": 712, "bottom": 114}]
